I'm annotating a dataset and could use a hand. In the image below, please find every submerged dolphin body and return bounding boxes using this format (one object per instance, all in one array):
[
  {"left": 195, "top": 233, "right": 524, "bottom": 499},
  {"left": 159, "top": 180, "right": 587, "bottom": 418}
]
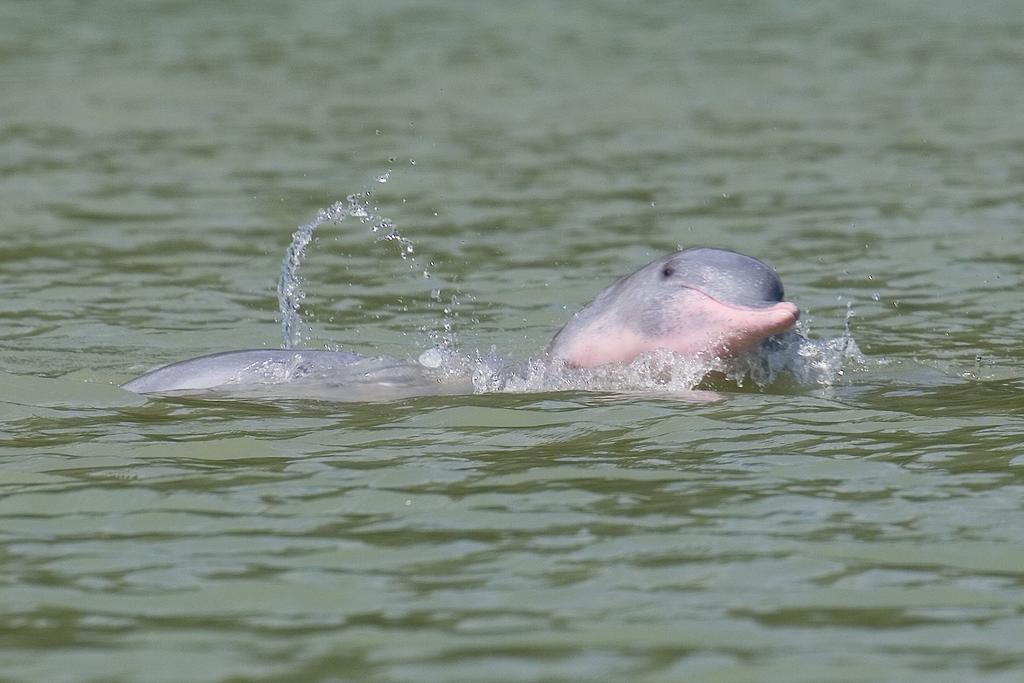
[
  {"left": 121, "top": 349, "right": 363, "bottom": 394},
  {"left": 122, "top": 248, "right": 799, "bottom": 396},
  {"left": 121, "top": 348, "right": 473, "bottom": 400}
]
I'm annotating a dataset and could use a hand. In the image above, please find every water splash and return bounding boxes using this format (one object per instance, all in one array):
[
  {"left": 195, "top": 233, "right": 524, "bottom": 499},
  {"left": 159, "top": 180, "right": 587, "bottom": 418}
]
[
  {"left": 276, "top": 177, "right": 420, "bottom": 349},
  {"left": 462, "top": 345, "right": 717, "bottom": 396},
  {"left": 456, "top": 325, "right": 863, "bottom": 397},
  {"left": 723, "top": 305, "right": 866, "bottom": 389},
  {"left": 463, "top": 304, "right": 866, "bottom": 397}
]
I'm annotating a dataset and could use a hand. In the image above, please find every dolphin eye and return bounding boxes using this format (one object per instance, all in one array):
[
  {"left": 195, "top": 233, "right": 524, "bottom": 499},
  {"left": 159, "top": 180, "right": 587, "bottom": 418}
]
[{"left": 661, "top": 266, "right": 675, "bottom": 278}]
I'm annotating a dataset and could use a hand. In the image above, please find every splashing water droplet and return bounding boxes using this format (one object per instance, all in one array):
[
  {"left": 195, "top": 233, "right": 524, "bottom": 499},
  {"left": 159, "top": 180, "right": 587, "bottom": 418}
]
[
  {"left": 276, "top": 172, "right": 464, "bottom": 355},
  {"left": 278, "top": 182, "right": 408, "bottom": 348}
]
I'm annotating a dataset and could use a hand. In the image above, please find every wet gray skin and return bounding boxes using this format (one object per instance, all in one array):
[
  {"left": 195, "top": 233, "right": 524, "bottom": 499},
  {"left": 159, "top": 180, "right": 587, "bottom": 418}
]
[
  {"left": 123, "top": 248, "right": 797, "bottom": 394},
  {"left": 657, "top": 247, "right": 785, "bottom": 308},
  {"left": 121, "top": 349, "right": 364, "bottom": 393}
]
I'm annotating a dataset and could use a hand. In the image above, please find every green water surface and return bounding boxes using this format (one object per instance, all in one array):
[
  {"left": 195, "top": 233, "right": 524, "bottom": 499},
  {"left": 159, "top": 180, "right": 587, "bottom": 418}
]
[{"left": 2, "top": 1, "right": 1023, "bottom": 681}]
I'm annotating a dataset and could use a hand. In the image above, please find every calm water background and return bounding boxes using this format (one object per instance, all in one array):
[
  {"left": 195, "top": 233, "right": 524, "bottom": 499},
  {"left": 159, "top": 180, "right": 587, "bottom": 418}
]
[{"left": 2, "top": 1, "right": 1023, "bottom": 681}]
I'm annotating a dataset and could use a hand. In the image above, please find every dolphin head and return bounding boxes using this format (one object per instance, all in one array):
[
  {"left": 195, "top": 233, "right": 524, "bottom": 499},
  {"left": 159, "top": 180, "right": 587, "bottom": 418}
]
[{"left": 547, "top": 247, "right": 800, "bottom": 368}]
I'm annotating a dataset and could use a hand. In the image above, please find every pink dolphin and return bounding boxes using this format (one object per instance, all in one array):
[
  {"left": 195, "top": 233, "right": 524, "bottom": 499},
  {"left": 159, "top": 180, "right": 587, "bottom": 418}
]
[{"left": 122, "top": 247, "right": 799, "bottom": 395}]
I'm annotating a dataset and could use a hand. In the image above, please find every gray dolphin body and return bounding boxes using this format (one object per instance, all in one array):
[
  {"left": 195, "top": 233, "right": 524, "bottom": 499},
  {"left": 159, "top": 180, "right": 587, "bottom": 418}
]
[
  {"left": 122, "top": 247, "right": 799, "bottom": 396},
  {"left": 121, "top": 349, "right": 363, "bottom": 394}
]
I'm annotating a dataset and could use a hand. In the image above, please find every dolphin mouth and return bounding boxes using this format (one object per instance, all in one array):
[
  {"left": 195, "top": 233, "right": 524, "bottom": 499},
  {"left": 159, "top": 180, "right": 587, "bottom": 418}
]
[
  {"left": 666, "top": 287, "right": 801, "bottom": 360},
  {"left": 680, "top": 283, "right": 799, "bottom": 315}
]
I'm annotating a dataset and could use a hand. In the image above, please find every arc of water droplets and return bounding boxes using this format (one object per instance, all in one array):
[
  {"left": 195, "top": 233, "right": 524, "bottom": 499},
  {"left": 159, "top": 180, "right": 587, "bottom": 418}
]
[{"left": 277, "top": 180, "right": 416, "bottom": 349}]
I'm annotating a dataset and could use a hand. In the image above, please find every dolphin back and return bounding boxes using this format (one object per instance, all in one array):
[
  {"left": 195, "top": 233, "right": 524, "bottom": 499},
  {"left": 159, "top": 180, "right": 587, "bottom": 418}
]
[{"left": 122, "top": 349, "right": 363, "bottom": 393}]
